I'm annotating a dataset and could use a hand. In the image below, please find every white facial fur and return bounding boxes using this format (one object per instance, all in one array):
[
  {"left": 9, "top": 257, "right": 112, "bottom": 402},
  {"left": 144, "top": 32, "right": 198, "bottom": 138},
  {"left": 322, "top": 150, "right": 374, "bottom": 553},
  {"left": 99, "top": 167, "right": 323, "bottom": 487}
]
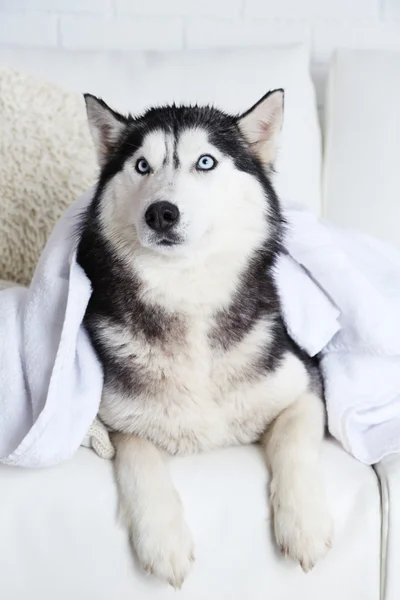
[{"left": 98, "top": 126, "right": 269, "bottom": 264}]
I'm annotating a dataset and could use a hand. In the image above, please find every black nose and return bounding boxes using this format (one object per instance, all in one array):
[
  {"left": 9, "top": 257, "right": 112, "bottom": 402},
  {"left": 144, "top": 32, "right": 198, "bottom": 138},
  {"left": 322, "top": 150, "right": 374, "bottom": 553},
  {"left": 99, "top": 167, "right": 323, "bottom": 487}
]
[{"left": 145, "top": 201, "right": 180, "bottom": 233}]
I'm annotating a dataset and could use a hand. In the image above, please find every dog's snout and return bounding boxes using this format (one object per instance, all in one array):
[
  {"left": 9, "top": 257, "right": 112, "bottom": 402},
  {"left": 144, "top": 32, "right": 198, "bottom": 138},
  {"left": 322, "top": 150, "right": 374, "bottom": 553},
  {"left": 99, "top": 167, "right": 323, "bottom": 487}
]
[{"left": 145, "top": 201, "right": 180, "bottom": 233}]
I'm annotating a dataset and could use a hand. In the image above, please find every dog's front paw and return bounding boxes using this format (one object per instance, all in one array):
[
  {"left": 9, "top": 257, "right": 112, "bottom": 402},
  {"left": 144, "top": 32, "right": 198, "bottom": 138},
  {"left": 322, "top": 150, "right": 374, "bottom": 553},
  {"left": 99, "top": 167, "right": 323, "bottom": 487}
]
[
  {"left": 132, "top": 498, "right": 195, "bottom": 588},
  {"left": 272, "top": 476, "right": 333, "bottom": 572}
]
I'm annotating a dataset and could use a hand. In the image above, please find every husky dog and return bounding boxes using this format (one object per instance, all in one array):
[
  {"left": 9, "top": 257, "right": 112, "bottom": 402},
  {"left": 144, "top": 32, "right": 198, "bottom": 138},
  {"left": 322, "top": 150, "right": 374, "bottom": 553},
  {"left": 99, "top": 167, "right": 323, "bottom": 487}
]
[{"left": 77, "top": 90, "right": 332, "bottom": 588}]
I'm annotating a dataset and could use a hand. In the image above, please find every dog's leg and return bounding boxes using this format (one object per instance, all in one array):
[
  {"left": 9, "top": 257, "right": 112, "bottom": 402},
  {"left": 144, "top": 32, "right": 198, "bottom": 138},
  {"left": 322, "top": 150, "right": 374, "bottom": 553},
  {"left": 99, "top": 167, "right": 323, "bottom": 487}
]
[
  {"left": 113, "top": 433, "right": 195, "bottom": 588},
  {"left": 262, "top": 392, "right": 333, "bottom": 572}
]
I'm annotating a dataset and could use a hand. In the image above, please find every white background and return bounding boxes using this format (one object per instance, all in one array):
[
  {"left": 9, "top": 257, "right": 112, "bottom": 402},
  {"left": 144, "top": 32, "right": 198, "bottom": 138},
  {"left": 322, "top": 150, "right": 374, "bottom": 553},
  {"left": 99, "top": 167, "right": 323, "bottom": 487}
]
[{"left": 1, "top": 0, "right": 400, "bottom": 113}]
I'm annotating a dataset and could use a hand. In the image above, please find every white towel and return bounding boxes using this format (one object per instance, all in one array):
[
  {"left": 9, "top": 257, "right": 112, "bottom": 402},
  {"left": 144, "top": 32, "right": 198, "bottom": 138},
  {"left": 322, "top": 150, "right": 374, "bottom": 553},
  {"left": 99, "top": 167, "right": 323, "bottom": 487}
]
[
  {"left": 278, "top": 202, "right": 400, "bottom": 464},
  {"left": 0, "top": 190, "right": 103, "bottom": 467},
  {"left": 1, "top": 192, "right": 400, "bottom": 467}
]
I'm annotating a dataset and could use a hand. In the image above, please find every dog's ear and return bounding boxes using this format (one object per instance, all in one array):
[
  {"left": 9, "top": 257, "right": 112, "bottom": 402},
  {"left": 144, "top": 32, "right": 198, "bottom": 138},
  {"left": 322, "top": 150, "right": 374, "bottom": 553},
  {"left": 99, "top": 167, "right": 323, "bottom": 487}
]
[
  {"left": 84, "top": 94, "right": 128, "bottom": 167},
  {"left": 238, "top": 89, "right": 284, "bottom": 169}
]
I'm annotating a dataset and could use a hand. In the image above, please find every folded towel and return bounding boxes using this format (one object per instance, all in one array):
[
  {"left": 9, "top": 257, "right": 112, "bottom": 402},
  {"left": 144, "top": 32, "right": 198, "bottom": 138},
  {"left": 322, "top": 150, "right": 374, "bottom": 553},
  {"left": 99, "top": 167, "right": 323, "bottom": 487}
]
[{"left": 1, "top": 192, "right": 400, "bottom": 467}]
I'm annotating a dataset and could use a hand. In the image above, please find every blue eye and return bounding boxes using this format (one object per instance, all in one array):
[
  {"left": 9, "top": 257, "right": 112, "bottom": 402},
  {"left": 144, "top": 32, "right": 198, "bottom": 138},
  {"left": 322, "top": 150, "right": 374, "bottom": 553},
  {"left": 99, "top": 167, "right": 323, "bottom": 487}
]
[
  {"left": 136, "top": 157, "right": 150, "bottom": 174},
  {"left": 196, "top": 154, "right": 217, "bottom": 171}
]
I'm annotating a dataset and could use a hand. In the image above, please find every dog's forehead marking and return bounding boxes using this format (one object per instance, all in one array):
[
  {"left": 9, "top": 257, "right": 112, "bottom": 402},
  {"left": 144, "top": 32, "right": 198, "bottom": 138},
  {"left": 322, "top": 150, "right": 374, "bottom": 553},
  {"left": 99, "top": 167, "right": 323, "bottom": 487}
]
[
  {"left": 163, "top": 134, "right": 172, "bottom": 167},
  {"left": 139, "top": 130, "right": 169, "bottom": 168},
  {"left": 138, "top": 126, "right": 218, "bottom": 171}
]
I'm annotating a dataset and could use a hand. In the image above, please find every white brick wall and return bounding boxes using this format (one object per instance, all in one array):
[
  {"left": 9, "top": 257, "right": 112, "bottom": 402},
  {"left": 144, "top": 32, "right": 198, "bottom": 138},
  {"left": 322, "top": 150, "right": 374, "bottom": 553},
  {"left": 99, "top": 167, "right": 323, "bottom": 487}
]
[
  {"left": 1, "top": 0, "right": 400, "bottom": 109},
  {"left": 60, "top": 16, "right": 184, "bottom": 50}
]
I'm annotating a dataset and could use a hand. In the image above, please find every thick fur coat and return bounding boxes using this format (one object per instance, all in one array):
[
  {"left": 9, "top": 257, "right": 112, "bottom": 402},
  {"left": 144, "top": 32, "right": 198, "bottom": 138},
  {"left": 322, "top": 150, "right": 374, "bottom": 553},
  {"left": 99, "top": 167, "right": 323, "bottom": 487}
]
[{"left": 77, "top": 91, "right": 332, "bottom": 588}]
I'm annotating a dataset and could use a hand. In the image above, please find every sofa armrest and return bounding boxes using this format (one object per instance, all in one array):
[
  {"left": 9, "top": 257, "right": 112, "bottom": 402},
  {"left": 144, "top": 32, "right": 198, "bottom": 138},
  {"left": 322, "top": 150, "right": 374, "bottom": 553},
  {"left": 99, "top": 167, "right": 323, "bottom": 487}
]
[{"left": 374, "top": 456, "right": 400, "bottom": 600}]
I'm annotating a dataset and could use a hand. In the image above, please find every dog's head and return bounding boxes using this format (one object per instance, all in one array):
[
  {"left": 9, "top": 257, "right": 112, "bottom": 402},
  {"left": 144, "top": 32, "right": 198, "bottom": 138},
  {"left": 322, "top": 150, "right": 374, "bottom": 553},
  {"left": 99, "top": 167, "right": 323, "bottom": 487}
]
[{"left": 85, "top": 91, "right": 284, "bottom": 259}]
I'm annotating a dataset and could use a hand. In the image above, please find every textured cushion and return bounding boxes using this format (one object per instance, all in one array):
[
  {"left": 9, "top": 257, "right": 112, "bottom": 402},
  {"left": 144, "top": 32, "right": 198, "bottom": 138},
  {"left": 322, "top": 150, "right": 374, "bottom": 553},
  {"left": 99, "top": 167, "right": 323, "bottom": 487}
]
[
  {"left": 0, "top": 44, "right": 321, "bottom": 284},
  {"left": 0, "top": 280, "right": 17, "bottom": 290},
  {"left": 0, "top": 68, "right": 97, "bottom": 285},
  {"left": 323, "top": 49, "right": 400, "bottom": 249}
]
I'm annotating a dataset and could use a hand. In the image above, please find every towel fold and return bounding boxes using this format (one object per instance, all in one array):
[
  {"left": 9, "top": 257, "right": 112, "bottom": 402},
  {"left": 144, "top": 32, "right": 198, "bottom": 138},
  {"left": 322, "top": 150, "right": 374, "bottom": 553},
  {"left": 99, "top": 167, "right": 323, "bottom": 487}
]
[
  {"left": 278, "top": 202, "right": 400, "bottom": 464},
  {"left": 1, "top": 192, "right": 400, "bottom": 467}
]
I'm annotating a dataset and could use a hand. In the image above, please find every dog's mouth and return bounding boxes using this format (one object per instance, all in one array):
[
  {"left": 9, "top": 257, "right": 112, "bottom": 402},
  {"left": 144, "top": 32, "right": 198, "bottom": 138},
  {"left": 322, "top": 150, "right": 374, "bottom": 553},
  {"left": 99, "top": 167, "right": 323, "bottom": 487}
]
[
  {"left": 155, "top": 234, "right": 183, "bottom": 248},
  {"left": 143, "top": 227, "right": 185, "bottom": 251}
]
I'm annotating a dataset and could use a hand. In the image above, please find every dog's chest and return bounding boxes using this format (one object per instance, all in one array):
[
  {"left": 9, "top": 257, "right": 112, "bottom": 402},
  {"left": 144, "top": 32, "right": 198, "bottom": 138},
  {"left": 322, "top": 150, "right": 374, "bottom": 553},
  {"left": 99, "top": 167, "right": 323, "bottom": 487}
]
[{"left": 100, "top": 313, "right": 283, "bottom": 454}]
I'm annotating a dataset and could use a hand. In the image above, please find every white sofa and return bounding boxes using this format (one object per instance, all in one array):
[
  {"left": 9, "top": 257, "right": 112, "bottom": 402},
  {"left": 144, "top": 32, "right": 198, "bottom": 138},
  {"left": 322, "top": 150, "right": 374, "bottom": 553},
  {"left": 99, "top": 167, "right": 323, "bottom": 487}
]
[{"left": 0, "top": 44, "right": 399, "bottom": 600}]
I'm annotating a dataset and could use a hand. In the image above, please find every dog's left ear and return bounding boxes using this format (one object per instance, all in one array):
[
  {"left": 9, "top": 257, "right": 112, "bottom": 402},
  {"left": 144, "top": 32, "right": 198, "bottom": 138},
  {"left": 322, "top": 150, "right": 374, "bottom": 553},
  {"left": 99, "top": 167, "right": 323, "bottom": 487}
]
[
  {"left": 238, "top": 89, "right": 284, "bottom": 169},
  {"left": 84, "top": 94, "right": 128, "bottom": 167}
]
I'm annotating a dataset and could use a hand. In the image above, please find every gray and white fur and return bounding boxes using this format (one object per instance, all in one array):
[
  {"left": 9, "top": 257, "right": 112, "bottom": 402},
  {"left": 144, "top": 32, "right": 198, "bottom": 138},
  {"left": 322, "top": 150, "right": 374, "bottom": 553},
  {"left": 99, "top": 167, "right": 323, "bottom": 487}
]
[{"left": 77, "top": 90, "right": 333, "bottom": 588}]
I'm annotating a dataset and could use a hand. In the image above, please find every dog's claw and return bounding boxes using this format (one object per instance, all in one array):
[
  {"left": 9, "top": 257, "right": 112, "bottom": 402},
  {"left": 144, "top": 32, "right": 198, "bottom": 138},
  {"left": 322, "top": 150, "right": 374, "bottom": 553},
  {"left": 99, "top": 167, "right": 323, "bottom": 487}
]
[
  {"left": 169, "top": 576, "right": 184, "bottom": 590},
  {"left": 300, "top": 559, "right": 314, "bottom": 573},
  {"left": 143, "top": 564, "right": 152, "bottom": 576}
]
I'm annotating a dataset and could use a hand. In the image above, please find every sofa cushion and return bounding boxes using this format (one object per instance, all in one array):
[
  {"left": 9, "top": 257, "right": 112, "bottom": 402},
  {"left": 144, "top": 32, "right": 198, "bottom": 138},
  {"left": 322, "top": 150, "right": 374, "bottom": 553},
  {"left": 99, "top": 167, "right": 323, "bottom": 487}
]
[
  {"left": 323, "top": 49, "right": 400, "bottom": 250},
  {"left": 0, "top": 440, "right": 380, "bottom": 600},
  {"left": 0, "top": 67, "right": 98, "bottom": 285}
]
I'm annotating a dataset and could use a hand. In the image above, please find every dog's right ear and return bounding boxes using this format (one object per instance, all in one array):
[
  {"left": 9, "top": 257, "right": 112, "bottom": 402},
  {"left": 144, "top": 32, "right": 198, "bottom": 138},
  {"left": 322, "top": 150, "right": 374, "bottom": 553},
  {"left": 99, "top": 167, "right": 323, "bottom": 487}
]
[{"left": 84, "top": 94, "right": 128, "bottom": 167}]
